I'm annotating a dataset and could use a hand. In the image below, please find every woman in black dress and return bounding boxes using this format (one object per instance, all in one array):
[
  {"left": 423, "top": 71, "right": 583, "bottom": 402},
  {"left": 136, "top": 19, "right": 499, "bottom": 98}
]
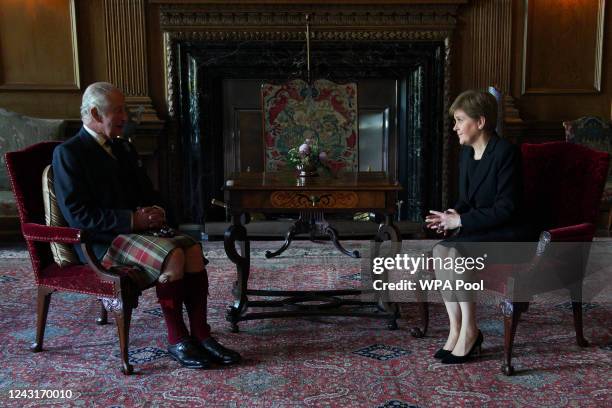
[{"left": 425, "top": 90, "right": 535, "bottom": 364}]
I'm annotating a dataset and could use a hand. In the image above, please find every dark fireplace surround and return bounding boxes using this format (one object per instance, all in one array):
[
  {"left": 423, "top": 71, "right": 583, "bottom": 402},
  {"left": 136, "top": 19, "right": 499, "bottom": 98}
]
[{"left": 161, "top": 5, "right": 458, "bottom": 226}]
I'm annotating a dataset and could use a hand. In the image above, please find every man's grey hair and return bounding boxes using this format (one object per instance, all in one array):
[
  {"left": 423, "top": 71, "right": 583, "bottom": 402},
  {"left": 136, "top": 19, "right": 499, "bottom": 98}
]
[{"left": 80, "top": 82, "right": 119, "bottom": 121}]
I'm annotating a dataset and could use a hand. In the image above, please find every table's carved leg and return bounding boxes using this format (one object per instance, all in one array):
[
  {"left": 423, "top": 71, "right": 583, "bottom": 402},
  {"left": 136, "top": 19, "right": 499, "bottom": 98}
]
[
  {"left": 324, "top": 224, "right": 360, "bottom": 258},
  {"left": 373, "top": 214, "right": 402, "bottom": 329},
  {"left": 265, "top": 219, "right": 308, "bottom": 259},
  {"left": 375, "top": 214, "right": 401, "bottom": 242},
  {"left": 224, "top": 214, "right": 250, "bottom": 333}
]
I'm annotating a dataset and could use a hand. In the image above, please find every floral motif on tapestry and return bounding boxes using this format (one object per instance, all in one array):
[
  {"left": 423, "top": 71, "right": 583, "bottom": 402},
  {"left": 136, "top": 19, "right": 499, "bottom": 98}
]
[{"left": 262, "top": 79, "right": 358, "bottom": 173}]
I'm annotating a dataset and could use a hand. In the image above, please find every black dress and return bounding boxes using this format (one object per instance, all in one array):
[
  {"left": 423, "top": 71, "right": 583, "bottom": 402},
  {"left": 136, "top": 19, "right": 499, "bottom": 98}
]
[{"left": 441, "top": 135, "right": 538, "bottom": 261}]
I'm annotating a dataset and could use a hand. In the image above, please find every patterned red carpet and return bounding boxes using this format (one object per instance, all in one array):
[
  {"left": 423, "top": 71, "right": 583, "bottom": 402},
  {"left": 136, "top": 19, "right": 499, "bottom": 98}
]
[{"left": 0, "top": 241, "right": 610, "bottom": 407}]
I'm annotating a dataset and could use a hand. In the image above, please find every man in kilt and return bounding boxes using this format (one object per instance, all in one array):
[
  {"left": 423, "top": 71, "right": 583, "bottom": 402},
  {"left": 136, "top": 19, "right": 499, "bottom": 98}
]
[{"left": 52, "top": 82, "right": 241, "bottom": 369}]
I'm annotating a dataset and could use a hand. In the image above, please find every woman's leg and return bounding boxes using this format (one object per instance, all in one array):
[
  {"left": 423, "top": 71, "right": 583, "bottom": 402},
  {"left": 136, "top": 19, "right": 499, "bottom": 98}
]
[
  {"left": 450, "top": 248, "right": 480, "bottom": 356},
  {"left": 452, "top": 301, "right": 480, "bottom": 356},
  {"left": 442, "top": 300, "right": 462, "bottom": 351},
  {"left": 434, "top": 244, "right": 461, "bottom": 351}
]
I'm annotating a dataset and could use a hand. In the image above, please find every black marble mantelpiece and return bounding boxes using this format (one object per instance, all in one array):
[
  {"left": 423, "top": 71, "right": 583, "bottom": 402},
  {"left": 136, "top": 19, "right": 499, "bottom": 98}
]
[{"left": 175, "top": 40, "right": 445, "bottom": 224}]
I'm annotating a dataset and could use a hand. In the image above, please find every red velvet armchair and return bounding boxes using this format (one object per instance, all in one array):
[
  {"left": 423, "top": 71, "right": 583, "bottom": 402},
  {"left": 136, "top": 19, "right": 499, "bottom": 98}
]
[
  {"left": 5, "top": 141, "right": 145, "bottom": 375},
  {"left": 419, "top": 141, "right": 609, "bottom": 375},
  {"left": 492, "top": 141, "right": 609, "bottom": 375}
]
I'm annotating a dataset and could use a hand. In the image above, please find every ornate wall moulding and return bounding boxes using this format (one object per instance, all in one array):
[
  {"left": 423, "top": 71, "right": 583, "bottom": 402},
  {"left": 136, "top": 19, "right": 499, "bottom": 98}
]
[
  {"left": 158, "top": 4, "right": 462, "bottom": 30},
  {"left": 163, "top": 30, "right": 452, "bottom": 119}
]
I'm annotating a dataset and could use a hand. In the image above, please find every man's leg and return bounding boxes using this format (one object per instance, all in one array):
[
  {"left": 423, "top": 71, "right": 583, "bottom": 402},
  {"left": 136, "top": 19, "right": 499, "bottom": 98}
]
[
  {"left": 156, "top": 248, "right": 187, "bottom": 344},
  {"left": 183, "top": 244, "right": 211, "bottom": 341},
  {"left": 183, "top": 243, "right": 241, "bottom": 365},
  {"left": 156, "top": 248, "right": 209, "bottom": 369}
]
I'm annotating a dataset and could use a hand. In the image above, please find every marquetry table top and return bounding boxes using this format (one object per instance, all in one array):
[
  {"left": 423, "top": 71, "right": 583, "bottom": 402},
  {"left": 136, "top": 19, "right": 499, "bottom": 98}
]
[{"left": 224, "top": 171, "right": 402, "bottom": 191}]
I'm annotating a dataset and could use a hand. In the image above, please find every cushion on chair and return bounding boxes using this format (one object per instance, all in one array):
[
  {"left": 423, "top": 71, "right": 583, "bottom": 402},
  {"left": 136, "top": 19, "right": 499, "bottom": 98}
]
[{"left": 42, "top": 165, "right": 79, "bottom": 266}]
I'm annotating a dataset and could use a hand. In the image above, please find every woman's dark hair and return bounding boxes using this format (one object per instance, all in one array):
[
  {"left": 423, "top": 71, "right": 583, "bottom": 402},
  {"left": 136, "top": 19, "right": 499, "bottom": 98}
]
[{"left": 449, "top": 90, "right": 498, "bottom": 132}]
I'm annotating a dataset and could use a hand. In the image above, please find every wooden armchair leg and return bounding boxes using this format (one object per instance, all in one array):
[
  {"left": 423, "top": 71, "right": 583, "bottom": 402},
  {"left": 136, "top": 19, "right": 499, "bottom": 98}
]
[
  {"left": 410, "top": 301, "right": 429, "bottom": 338},
  {"left": 114, "top": 307, "right": 134, "bottom": 375},
  {"left": 570, "top": 283, "right": 589, "bottom": 347},
  {"left": 571, "top": 301, "right": 589, "bottom": 347},
  {"left": 409, "top": 270, "right": 429, "bottom": 338},
  {"left": 96, "top": 302, "right": 108, "bottom": 325},
  {"left": 501, "top": 301, "right": 528, "bottom": 376},
  {"left": 30, "top": 286, "right": 53, "bottom": 352}
]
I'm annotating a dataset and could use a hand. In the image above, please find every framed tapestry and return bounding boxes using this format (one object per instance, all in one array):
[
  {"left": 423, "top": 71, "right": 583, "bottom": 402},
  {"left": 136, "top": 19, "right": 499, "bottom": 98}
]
[{"left": 262, "top": 79, "right": 358, "bottom": 173}]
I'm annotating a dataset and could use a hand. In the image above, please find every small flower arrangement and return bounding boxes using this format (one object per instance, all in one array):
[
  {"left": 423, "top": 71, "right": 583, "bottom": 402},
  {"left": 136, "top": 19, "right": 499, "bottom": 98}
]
[{"left": 286, "top": 138, "right": 328, "bottom": 176}]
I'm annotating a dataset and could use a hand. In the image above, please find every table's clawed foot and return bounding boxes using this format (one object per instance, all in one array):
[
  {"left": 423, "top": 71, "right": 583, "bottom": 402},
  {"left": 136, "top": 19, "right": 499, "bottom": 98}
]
[
  {"left": 325, "top": 225, "right": 360, "bottom": 258},
  {"left": 265, "top": 223, "right": 300, "bottom": 259}
]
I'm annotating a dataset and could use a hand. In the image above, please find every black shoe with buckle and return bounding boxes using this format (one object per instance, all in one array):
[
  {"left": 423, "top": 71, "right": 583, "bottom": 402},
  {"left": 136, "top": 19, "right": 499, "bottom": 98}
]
[
  {"left": 200, "top": 337, "right": 241, "bottom": 365},
  {"left": 168, "top": 338, "right": 210, "bottom": 369}
]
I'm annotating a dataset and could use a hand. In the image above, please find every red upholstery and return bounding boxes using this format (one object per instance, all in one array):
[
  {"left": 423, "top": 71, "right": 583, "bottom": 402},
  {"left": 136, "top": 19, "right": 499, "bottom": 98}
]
[
  {"left": 6, "top": 141, "right": 151, "bottom": 375},
  {"left": 4, "top": 142, "right": 119, "bottom": 296},
  {"left": 547, "top": 223, "right": 596, "bottom": 242},
  {"left": 521, "top": 141, "right": 609, "bottom": 230},
  {"left": 418, "top": 141, "right": 610, "bottom": 375},
  {"left": 6, "top": 142, "right": 57, "bottom": 225},
  {"left": 39, "top": 263, "right": 116, "bottom": 296},
  {"left": 480, "top": 142, "right": 609, "bottom": 299},
  {"left": 22, "top": 223, "right": 82, "bottom": 243}
]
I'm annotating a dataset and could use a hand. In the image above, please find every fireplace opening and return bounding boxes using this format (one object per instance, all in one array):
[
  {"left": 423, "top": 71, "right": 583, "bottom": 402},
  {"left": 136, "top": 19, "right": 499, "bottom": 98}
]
[{"left": 175, "top": 40, "right": 446, "bottom": 226}]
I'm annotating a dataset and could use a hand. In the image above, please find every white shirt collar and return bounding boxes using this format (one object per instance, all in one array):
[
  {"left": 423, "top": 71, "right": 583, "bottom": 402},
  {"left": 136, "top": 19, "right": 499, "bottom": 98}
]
[
  {"left": 83, "top": 124, "right": 111, "bottom": 145},
  {"left": 83, "top": 125, "right": 115, "bottom": 157}
]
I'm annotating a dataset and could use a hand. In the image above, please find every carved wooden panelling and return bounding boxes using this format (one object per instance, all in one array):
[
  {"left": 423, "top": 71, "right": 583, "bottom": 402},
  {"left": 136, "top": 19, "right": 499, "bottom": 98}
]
[
  {"left": 0, "top": 0, "right": 79, "bottom": 90},
  {"left": 103, "top": 0, "right": 161, "bottom": 121},
  {"left": 270, "top": 191, "right": 359, "bottom": 209},
  {"left": 464, "top": 0, "right": 513, "bottom": 93},
  {"left": 522, "top": 0, "right": 605, "bottom": 94},
  {"left": 103, "top": 0, "right": 148, "bottom": 97}
]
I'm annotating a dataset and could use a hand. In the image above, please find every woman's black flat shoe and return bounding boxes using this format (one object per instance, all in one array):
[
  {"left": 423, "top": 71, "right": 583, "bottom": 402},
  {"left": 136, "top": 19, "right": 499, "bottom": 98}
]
[
  {"left": 442, "top": 331, "right": 483, "bottom": 364},
  {"left": 433, "top": 348, "right": 452, "bottom": 359}
]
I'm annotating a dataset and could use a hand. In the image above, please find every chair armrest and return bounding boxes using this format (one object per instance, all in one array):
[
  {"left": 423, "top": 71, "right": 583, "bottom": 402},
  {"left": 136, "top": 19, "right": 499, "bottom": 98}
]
[
  {"left": 528, "top": 223, "right": 594, "bottom": 263},
  {"left": 80, "top": 243, "right": 147, "bottom": 303},
  {"left": 547, "top": 223, "right": 595, "bottom": 242},
  {"left": 22, "top": 223, "right": 86, "bottom": 244}
]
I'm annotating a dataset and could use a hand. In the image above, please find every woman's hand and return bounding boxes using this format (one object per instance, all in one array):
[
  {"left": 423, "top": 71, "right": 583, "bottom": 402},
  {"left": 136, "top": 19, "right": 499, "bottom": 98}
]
[{"left": 425, "top": 209, "right": 461, "bottom": 234}]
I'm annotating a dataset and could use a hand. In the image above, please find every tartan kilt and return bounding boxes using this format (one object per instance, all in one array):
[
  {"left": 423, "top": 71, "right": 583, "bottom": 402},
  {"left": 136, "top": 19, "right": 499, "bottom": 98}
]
[{"left": 101, "top": 233, "right": 199, "bottom": 288}]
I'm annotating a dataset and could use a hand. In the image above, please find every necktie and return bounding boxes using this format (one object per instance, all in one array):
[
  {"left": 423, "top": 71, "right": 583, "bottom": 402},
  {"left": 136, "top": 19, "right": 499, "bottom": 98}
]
[{"left": 103, "top": 138, "right": 117, "bottom": 158}]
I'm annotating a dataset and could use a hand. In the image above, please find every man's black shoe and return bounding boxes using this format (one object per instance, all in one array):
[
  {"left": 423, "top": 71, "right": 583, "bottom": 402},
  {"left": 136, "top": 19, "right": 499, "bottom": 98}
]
[
  {"left": 200, "top": 337, "right": 241, "bottom": 365},
  {"left": 168, "top": 338, "right": 210, "bottom": 369}
]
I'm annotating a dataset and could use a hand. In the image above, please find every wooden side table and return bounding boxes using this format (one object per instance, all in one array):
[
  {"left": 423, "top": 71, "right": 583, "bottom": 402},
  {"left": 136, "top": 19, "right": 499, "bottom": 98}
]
[{"left": 220, "top": 172, "right": 427, "bottom": 335}]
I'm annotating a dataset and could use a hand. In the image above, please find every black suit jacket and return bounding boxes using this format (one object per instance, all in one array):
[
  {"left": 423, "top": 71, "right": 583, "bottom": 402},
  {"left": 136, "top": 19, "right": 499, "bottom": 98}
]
[
  {"left": 453, "top": 135, "right": 532, "bottom": 241},
  {"left": 52, "top": 128, "right": 160, "bottom": 262}
]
